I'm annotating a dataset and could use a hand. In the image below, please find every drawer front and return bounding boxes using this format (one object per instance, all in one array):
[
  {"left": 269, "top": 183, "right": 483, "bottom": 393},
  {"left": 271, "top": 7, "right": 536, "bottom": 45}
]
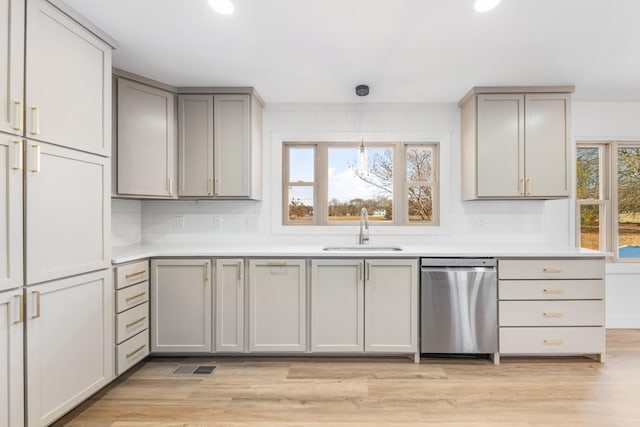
[
  {"left": 116, "top": 302, "right": 149, "bottom": 344},
  {"left": 116, "top": 281, "right": 149, "bottom": 313},
  {"left": 499, "top": 327, "right": 605, "bottom": 354},
  {"left": 498, "top": 259, "right": 604, "bottom": 280},
  {"left": 116, "top": 330, "right": 149, "bottom": 376},
  {"left": 499, "top": 280, "right": 604, "bottom": 300},
  {"left": 115, "top": 260, "right": 149, "bottom": 289},
  {"left": 499, "top": 300, "right": 604, "bottom": 327}
]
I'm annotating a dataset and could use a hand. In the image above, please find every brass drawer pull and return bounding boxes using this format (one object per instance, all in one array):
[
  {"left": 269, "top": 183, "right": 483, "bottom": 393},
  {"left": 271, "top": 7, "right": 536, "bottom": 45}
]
[
  {"left": 126, "top": 344, "right": 146, "bottom": 358},
  {"left": 543, "top": 312, "right": 563, "bottom": 318},
  {"left": 125, "top": 270, "right": 146, "bottom": 279},
  {"left": 125, "top": 316, "right": 146, "bottom": 329},
  {"left": 125, "top": 291, "right": 146, "bottom": 302},
  {"left": 544, "top": 339, "right": 564, "bottom": 345},
  {"left": 14, "top": 294, "right": 24, "bottom": 324},
  {"left": 543, "top": 288, "right": 564, "bottom": 294},
  {"left": 543, "top": 267, "right": 563, "bottom": 273},
  {"left": 267, "top": 261, "right": 287, "bottom": 266}
]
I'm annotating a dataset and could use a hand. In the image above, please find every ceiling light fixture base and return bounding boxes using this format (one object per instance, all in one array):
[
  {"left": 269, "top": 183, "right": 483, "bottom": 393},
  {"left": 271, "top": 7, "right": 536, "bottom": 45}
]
[{"left": 355, "top": 85, "right": 370, "bottom": 97}]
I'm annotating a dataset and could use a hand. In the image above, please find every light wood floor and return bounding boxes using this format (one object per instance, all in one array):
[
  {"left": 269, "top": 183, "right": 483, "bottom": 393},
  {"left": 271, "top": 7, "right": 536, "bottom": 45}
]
[{"left": 56, "top": 330, "right": 640, "bottom": 427}]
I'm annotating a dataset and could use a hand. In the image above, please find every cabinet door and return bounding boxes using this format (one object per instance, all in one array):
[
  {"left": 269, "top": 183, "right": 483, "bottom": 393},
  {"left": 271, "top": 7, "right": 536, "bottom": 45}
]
[
  {"left": 476, "top": 94, "right": 525, "bottom": 198},
  {"left": 311, "top": 259, "right": 363, "bottom": 352},
  {"left": 364, "top": 259, "right": 418, "bottom": 352},
  {"left": 25, "top": 142, "right": 109, "bottom": 285},
  {"left": 0, "top": 134, "right": 22, "bottom": 293},
  {"left": 249, "top": 259, "right": 306, "bottom": 352},
  {"left": 117, "top": 78, "right": 176, "bottom": 197},
  {"left": 0, "top": 291, "right": 24, "bottom": 427},
  {"left": 0, "top": 0, "right": 24, "bottom": 136},
  {"left": 178, "top": 94, "right": 214, "bottom": 196},
  {"left": 214, "top": 94, "right": 250, "bottom": 197},
  {"left": 151, "top": 259, "right": 212, "bottom": 353},
  {"left": 26, "top": 270, "right": 113, "bottom": 427},
  {"left": 25, "top": 0, "right": 111, "bottom": 155},
  {"left": 524, "top": 93, "right": 570, "bottom": 197},
  {"left": 215, "top": 259, "right": 244, "bottom": 352}
]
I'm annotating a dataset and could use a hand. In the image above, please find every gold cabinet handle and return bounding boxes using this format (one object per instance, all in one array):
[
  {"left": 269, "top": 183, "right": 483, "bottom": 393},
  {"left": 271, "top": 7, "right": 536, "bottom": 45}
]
[
  {"left": 125, "top": 316, "right": 146, "bottom": 329},
  {"left": 543, "top": 267, "right": 563, "bottom": 273},
  {"left": 237, "top": 262, "right": 243, "bottom": 281},
  {"left": 125, "top": 291, "right": 146, "bottom": 302},
  {"left": 207, "top": 178, "right": 213, "bottom": 195},
  {"left": 543, "top": 312, "right": 563, "bottom": 318},
  {"left": 204, "top": 261, "right": 209, "bottom": 281},
  {"left": 126, "top": 344, "right": 146, "bottom": 358},
  {"left": 30, "top": 144, "right": 40, "bottom": 173},
  {"left": 168, "top": 177, "right": 173, "bottom": 195},
  {"left": 366, "top": 263, "right": 370, "bottom": 281},
  {"left": 214, "top": 178, "right": 219, "bottom": 195},
  {"left": 543, "top": 288, "right": 564, "bottom": 294},
  {"left": 12, "top": 100, "right": 23, "bottom": 131},
  {"left": 31, "top": 291, "right": 41, "bottom": 319},
  {"left": 14, "top": 294, "right": 24, "bottom": 324},
  {"left": 12, "top": 140, "right": 22, "bottom": 170},
  {"left": 358, "top": 263, "right": 362, "bottom": 280},
  {"left": 526, "top": 178, "right": 532, "bottom": 195},
  {"left": 125, "top": 270, "right": 146, "bottom": 279},
  {"left": 267, "top": 260, "right": 287, "bottom": 266},
  {"left": 30, "top": 106, "right": 40, "bottom": 135},
  {"left": 543, "top": 339, "right": 564, "bottom": 345},
  {"left": 518, "top": 178, "right": 524, "bottom": 195}
]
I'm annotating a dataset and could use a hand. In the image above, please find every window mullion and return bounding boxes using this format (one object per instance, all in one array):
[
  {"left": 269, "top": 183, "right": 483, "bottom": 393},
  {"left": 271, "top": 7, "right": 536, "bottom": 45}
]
[{"left": 316, "top": 145, "right": 328, "bottom": 225}]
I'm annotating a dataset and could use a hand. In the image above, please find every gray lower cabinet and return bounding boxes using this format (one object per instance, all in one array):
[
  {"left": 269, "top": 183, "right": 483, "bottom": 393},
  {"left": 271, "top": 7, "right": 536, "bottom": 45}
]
[
  {"left": 311, "top": 258, "right": 418, "bottom": 354},
  {"left": 215, "top": 258, "right": 245, "bottom": 352},
  {"left": 116, "top": 77, "right": 176, "bottom": 198},
  {"left": 0, "top": 290, "right": 24, "bottom": 427},
  {"left": 248, "top": 259, "right": 306, "bottom": 352},
  {"left": 178, "top": 93, "right": 262, "bottom": 199},
  {"left": 150, "top": 259, "right": 212, "bottom": 353},
  {"left": 26, "top": 270, "right": 113, "bottom": 427},
  {"left": 311, "top": 259, "right": 364, "bottom": 352}
]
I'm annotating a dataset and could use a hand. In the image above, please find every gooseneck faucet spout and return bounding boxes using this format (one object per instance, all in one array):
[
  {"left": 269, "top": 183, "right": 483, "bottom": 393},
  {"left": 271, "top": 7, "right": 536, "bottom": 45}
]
[{"left": 359, "top": 207, "right": 369, "bottom": 245}]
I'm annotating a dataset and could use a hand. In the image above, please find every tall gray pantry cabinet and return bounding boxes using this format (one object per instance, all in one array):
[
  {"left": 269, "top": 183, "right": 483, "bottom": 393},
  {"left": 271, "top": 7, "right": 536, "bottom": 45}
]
[{"left": 0, "top": 0, "right": 114, "bottom": 426}]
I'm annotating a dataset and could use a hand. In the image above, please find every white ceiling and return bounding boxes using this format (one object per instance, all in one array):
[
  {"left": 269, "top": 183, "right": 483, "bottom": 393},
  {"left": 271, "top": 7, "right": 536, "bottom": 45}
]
[{"left": 62, "top": 0, "right": 640, "bottom": 103}]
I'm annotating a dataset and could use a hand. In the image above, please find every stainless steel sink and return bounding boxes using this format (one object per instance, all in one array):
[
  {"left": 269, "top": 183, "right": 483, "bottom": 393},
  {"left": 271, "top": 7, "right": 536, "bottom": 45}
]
[{"left": 322, "top": 246, "right": 402, "bottom": 251}]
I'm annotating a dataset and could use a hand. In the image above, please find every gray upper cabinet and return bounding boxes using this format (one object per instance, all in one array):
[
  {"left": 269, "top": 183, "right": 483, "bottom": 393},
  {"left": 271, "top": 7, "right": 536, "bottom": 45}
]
[
  {"left": 116, "top": 78, "right": 176, "bottom": 198},
  {"left": 25, "top": 0, "right": 111, "bottom": 156},
  {"left": 178, "top": 93, "right": 263, "bottom": 199},
  {"left": 460, "top": 87, "right": 572, "bottom": 200},
  {"left": 0, "top": 0, "right": 24, "bottom": 136}
]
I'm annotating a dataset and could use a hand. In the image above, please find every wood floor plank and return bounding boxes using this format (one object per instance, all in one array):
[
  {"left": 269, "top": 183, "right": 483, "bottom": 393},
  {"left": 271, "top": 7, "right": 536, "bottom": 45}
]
[{"left": 55, "top": 329, "right": 640, "bottom": 426}]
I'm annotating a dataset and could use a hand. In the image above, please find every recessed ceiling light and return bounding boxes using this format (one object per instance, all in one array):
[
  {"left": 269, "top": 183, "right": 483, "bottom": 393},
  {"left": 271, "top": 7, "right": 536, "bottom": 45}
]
[
  {"left": 474, "top": 0, "right": 501, "bottom": 12},
  {"left": 208, "top": 0, "right": 234, "bottom": 15}
]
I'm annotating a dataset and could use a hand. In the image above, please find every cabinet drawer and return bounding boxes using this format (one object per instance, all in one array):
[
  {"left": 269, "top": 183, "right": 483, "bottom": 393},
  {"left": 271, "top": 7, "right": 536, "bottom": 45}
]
[
  {"left": 116, "top": 281, "right": 149, "bottom": 313},
  {"left": 116, "top": 302, "right": 149, "bottom": 344},
  {"left": 116, "top": 330, "right": 149, "bottom": 376},
  {"left": 499, "top": 280, "right": 604, "bottom": 300},
  {"left": 498, "top": 259, "right": 604, "bottom": 280},
  {"left": 115, "top": 260, "right": 149, "bottom": 289},
  {"left": 499, "top": 300, "right": 604, "bottom": 327},
  {"left": 499, "top": 327, "right": 605, "bottom": 354}
]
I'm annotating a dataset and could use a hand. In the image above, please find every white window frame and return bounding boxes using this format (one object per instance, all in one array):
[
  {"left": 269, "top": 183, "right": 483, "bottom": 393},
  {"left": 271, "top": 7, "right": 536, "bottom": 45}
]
[
  {"left": 282, "top": 141, "right": 440, "bottom": 227},
  {"left": 576, "top": 140, "right": 640, "bottom": 262}
]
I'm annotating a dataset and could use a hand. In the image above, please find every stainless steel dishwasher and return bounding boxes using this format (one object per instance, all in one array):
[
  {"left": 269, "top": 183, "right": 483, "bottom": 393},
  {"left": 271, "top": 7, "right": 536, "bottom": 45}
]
[{"left": 420, "top": 258, "right": 497, "bottom": 355}]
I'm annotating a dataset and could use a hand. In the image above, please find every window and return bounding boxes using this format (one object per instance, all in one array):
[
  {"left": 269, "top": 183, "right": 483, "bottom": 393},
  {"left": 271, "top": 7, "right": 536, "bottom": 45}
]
[
  {"left": 283, "top": 142, "right": 439, "bottom": 226},
  {"left": 576, "top": 141, "right": 640, "bottom": 261}
]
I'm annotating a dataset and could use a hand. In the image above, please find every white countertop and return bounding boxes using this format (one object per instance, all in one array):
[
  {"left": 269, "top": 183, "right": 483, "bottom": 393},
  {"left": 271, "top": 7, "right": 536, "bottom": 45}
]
[{"left": 111, "top": 242, "right": 606, "bottom": 264}]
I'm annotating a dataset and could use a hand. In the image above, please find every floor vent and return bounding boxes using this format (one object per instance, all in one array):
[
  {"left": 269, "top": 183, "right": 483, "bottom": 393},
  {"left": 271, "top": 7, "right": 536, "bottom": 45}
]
[{"left": 171, "top": 364, "right": 216, "bottom": 376}]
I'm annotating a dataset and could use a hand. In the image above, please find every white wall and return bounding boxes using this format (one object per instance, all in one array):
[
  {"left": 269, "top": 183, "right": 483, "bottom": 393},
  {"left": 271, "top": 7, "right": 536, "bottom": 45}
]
[{"left": 133, "top": 103, "right": 572, "bottom": 247}]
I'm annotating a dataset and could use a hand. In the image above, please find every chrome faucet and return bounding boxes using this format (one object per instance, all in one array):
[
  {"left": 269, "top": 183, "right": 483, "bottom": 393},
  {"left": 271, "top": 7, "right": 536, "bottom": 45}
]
[{"left": 359, "top": 207, "right": 369, "bottom": 245}]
